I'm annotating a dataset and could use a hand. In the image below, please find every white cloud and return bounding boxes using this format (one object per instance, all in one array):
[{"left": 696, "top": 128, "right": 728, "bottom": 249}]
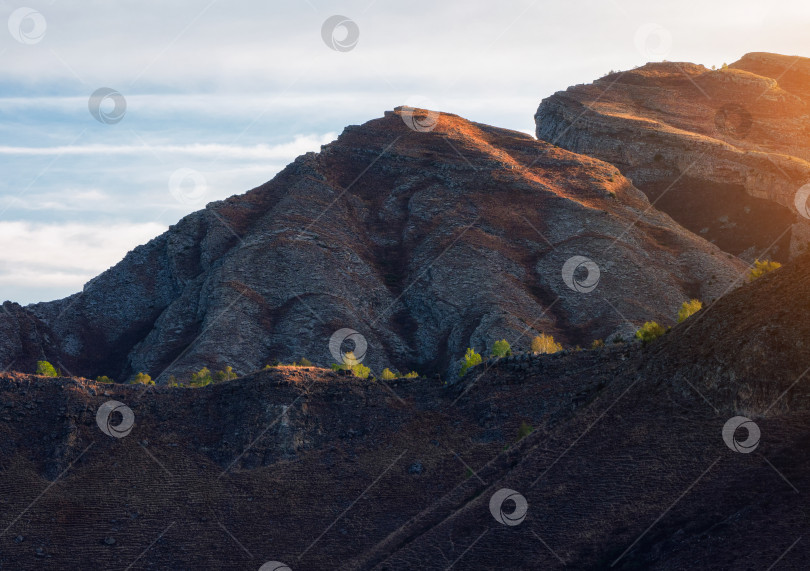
[
  {"left": 0, "top": 221, "right": 167, "bottom": 304},
  {"left": 0, "top": 133, "right": 338, "bottom": 159}
]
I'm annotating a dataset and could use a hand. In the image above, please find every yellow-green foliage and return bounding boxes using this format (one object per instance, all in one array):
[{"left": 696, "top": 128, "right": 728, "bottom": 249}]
[
  {"left": 36, "top": 361, "right": 57, "bottom": 377},
  {"left": 351, "top": 363, "right": 371, "bottom": 379},
  {"left": 747, "top": 259, "right": 781, "bottom": 282},
  {"left": 131, "top": 372, "right": 154, "bottom": 385},
  {"left": 458, "top": 348, "right": 482, "bottom": 377},
  {"left": 190, "top": 367, "right": 213, "bottom": 387},
  {"left": 381, "top": 368, "right": 419, "bottom": 380},
  {"left": 95, "top": 375, "right": 114, "bottom": 384},
  {"left": 591, "top": 339, "right": 604, "bottom": 350},
  {"left": 491, "top": 339, "right": 512, "bottom": 358},
  {"left": 214, "top": 366, "right": 237, "bottom": 382},
  {"left": 635, "top": 322, "right": 666, "bottom": 343},
  {"left": 167, "top": 375, "right": 182, "bottom": 387},
  {"left": 298, "top": 358, "right": 313, "bottom": 367},
  {"left": 531, "top": 333, "right": 563, "bottom": 354},
  {"left": 678, "top": 299, "right": 703, "bottom": 323}
]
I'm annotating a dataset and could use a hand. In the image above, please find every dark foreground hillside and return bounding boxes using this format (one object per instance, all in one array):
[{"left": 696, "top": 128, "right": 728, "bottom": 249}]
[{"left": 1, "top": 254, "right": 809, "bottom": 569}]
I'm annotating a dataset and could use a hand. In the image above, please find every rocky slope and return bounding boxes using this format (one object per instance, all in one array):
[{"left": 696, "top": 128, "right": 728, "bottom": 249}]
[
  {"left": 535, "top": 52, "right": 810, "bottom": 262},
  {"left": 0, "top": 108, "right": 744, "bottom": 383},
  {"left": 0, "top": 252, "right": 806, "bottom": 569}
]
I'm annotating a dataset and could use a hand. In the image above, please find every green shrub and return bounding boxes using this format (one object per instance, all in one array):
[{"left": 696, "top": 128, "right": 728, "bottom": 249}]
[
  {"left": 491, "top": 339, "right": 512, "bottom": 358},
  {"left": 167, "top": 375, "right": 182, "bottom": 387},
  {"left": 635, "top": 322, "right": 666, "bottom": 343},
  {"left": 299, "top": 358, "right": 313, "bottom": 367},
  {"left": 458, "top": 348, "right": 482, "bottom": 377},
  {"left": 131, "top": 372, "right": 154, "bottom": 385},
  {"left": 381, "top": 368, "right": 397, "bottom": 381},
  {"left": 403, "top": 371, "right": 419, "bottom": 379},
  {"left": 591, "top": 339, "right": 604, "bottom": 350},
  {"left": 747, "top": 259, "right": 781, "bottom": 282},
  {"left": 36, "top": 361, "right": 57, "bottom": 378},
  {"left": 351, "top": 363, "right": 371, "bottom": 380},
  {"left": 190, "top": 367, "right": 213, "bottom": 387},
  {"left": 531, "top": 334, "right": 563, "bottom": 354},
  {"left": 330, "top": 363, "right": 342, "bottom": 372},
  {"left": 95, "top": 375, "right": 114, "bottom": 384},
  {"left": 677, "top": 299, "right": 703, "bottom": 323},
  {"left": 517, "top": 421, "right": 534, "bottom": 441},
  {"left": 214, "top": 366, "right": 237, "bottom": 382}
]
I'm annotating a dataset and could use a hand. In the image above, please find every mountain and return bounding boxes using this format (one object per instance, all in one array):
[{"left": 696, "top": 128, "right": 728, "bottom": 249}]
[
  {"left": 535, "top": 52, "right": 810, "bottom": 262},
  {"left": 0, "top": 250, "right": 806, "bottom": 569},
  {"left": 0, "top": 108, "right": 744, "bottom": 382}
]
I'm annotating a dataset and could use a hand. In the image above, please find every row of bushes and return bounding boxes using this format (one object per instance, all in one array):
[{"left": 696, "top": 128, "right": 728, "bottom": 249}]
[
  {"left": 264, "top": 351, "right": 421, "bottom": 382},
  {"left": 456, "top": 297, "right": 718, "bottom": 377},
  {"left": 93, "top": 368, "right": 235, "bottom": 387},
  {"left": 458, "top": 333, "right": 567, "bottom": 378},
  {"left": 85, "top": 357, "right": 421, "bottom": 386},
  {"left": 259, "top": 353, "right": 421, "bottom": 382}
]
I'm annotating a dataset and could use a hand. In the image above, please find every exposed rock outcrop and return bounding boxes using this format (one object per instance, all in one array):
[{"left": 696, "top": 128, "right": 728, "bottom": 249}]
[{"left": 535, "top": 52, "right": 810, "bottom": 261}]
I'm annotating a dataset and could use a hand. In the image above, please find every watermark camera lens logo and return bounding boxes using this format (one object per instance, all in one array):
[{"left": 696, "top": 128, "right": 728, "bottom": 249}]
[
  {"left": 401, "top": 97, "right": 440, "bottom": 133},
  {"left": 88, "top": 88, "right": 127, "bottom": 125},
  {"left": 329, "top": 328, "right": 367, "bottom": 366},
  {"left": 96, "top": 400, "right": 135, "bottom": 439},
  {"left": 321, "top": 15, "right": 359, "bottom": 52},
  {"left": 169, "top": 168, "right": 208, "bottom": 205},
  {"left": 489, "top": 488, "right": 528, "bottom": 526},
  {"left": 722, "top": 416, "right": 760, "bottom": 453},
  {"left": 8, "top": 7, "right": 46, "bottom": 45},
  {"left": 714, "top": 104, "right": 753, "bottom": 140},
  {"left": 794, "top": 183, "right": 810, "bottom": 220},
  {"left": 258, "top": 562, "right": 291, "bottom": 571},
  {"left": 561, "top": 255, "right": 600, "bottom": 293},
  {"left": 634, "top": 23, "right": 672, "bottom": 61}
]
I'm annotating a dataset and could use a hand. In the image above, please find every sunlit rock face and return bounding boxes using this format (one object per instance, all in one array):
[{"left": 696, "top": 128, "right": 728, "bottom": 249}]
[{"left": 536, "top": 52, "right": 810, "bottom": 262}]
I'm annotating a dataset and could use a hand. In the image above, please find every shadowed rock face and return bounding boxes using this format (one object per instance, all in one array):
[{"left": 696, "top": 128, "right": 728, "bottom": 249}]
[
  {"left": 535, "top": 52, "right": 810, "bottom": 262},
  {"left": 0, "top": 109, "right": 743, "bottom": 382}
]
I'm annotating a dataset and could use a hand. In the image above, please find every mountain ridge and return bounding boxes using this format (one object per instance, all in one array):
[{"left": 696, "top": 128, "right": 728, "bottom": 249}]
[
  {"left": 535, "top": 51, "right": 810, "bottom": 262},
  {"left": 0, "top": 107, "right": 743, "bottom": 382}
]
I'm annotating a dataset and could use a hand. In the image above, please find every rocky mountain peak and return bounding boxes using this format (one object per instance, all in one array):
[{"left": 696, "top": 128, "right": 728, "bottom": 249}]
[{"left": 1, "top": 108, "right": 743, "bottom": 383}]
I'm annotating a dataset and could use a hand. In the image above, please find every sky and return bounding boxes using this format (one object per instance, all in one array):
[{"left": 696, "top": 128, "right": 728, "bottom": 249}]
[{"left": 1, "top": 0, "right": 809, "bottom": 305}]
